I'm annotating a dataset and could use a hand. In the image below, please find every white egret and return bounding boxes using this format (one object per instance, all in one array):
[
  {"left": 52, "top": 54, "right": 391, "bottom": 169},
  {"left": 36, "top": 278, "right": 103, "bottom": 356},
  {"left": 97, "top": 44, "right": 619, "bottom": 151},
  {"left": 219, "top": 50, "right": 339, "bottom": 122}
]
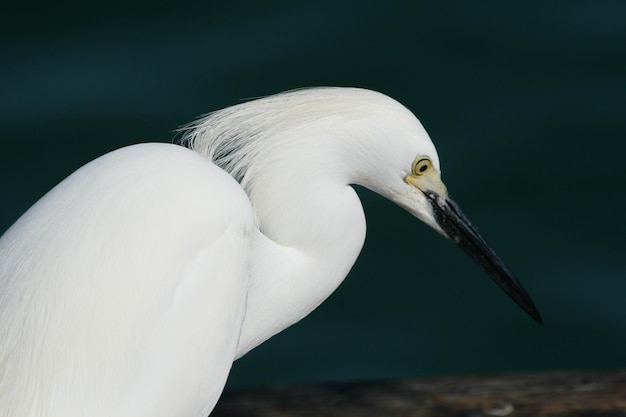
[{"left": 0, "top": 87, "right": 540, "bottom": 417}]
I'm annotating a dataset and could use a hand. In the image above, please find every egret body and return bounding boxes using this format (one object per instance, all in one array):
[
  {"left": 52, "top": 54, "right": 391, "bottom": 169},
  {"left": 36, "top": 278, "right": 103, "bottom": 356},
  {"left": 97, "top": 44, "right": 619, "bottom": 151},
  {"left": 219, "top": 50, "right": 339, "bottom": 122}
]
[{"left": 0, "top": 88, "right": 540, "bottom": 416}]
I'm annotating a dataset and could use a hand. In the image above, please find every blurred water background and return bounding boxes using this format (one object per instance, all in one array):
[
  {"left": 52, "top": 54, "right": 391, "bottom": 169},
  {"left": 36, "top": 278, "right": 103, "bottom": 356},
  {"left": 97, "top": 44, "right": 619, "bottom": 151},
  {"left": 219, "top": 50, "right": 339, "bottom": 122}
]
[{"left": 1, "top": 1, "right": 625, "bottom": 389}]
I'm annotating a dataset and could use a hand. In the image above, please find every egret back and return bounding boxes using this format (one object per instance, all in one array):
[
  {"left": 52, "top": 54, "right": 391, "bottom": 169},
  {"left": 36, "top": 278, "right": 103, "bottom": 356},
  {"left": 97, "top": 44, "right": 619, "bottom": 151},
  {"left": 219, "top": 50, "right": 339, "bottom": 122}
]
[{"left": 0, "top": 143, "right": 253, "bottom": 417}]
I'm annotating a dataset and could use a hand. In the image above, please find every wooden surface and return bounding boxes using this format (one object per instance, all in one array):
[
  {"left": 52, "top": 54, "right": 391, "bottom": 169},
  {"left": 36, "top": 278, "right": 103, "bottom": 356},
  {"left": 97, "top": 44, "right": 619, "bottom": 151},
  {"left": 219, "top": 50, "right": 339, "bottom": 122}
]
[{"left": 212, "top": 370, "right": 626, "bottom": 417}]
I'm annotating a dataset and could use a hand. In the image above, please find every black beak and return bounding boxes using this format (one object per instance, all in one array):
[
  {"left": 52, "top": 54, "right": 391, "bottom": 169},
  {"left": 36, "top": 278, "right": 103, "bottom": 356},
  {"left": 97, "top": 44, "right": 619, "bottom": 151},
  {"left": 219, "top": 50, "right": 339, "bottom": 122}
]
[{"left": 424, "top": 190, "right": 542, "bottom": 324}]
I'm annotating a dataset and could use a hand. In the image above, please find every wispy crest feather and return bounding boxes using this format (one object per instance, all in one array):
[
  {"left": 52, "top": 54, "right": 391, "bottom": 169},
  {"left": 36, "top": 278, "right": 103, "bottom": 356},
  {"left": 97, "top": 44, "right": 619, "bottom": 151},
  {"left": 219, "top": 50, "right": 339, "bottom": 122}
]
[{"left": 179, "top": 87, "right": 388, "bottom": 190}]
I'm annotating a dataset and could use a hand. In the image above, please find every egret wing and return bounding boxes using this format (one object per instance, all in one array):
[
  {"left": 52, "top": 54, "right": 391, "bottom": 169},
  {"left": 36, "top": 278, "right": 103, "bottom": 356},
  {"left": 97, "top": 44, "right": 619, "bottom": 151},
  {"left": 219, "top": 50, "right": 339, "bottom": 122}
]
[{"left": 0, "top": 143, "right": 254, "bottom": 417}]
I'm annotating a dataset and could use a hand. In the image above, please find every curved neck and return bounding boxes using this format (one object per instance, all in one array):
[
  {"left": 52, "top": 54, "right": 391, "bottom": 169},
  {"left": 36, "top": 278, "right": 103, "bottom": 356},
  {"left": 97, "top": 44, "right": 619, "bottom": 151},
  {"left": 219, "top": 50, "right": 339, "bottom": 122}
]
[
  {"left": 235, "top": 184, "right": 365, "bottom": 358},
  {"left": 180, "top": 88, "right": 434, "bottom": 358}
]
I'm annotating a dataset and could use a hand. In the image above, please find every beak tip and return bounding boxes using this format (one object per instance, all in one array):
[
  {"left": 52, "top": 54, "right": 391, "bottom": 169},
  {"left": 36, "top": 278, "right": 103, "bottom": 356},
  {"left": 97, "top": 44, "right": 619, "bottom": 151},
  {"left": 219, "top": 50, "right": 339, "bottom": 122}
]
[
  {"left": 507, "top": 276, "right": 543, "bottom": 325},
  {"left": 527, "top": 304, "right": 543, "bottom": 325}
]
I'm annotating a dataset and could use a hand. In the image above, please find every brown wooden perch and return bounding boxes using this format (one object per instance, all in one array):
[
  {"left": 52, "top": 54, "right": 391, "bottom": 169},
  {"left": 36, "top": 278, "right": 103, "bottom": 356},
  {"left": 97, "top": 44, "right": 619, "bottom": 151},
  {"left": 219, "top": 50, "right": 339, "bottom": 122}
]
[{"left": 212, "top": 370, "right": 626, "bottom": 417}]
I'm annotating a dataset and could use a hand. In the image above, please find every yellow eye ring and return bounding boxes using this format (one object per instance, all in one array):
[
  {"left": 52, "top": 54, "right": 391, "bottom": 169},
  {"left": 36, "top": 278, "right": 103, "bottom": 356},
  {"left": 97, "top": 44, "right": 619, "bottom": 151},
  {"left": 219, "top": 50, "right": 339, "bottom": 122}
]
[{"left": 411, "top": 157, "right": 431, "bottom": 176}]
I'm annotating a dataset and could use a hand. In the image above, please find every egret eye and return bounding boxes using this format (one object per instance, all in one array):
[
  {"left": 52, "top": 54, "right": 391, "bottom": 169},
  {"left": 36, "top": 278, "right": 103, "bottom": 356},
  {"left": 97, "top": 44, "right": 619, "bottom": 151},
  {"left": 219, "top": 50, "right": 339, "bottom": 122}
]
[{"left": 412, "top": 157, "right": 431, "bottom": 176}]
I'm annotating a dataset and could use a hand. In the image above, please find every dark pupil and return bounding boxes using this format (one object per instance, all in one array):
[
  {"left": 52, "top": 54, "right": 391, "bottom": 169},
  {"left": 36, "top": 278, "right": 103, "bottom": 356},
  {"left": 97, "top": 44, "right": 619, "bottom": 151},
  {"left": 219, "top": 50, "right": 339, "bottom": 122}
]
[{"left": 419, "top": 164, "right": 428, "bottom": 172}]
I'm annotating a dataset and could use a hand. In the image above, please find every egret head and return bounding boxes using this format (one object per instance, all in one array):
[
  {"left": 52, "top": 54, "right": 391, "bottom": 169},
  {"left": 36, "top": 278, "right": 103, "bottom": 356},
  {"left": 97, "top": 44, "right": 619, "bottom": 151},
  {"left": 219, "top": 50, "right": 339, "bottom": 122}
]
[{"left": 357, "top": 106, "right": 542, "bottom": 324}]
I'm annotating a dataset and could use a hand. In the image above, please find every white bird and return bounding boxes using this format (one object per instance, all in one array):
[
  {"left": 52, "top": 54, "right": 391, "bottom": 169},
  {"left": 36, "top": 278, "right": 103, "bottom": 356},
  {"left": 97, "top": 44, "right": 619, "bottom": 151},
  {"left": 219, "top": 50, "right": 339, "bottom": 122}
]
[{"left": 0, "top": 87, "right": 540, "bottom": 417}]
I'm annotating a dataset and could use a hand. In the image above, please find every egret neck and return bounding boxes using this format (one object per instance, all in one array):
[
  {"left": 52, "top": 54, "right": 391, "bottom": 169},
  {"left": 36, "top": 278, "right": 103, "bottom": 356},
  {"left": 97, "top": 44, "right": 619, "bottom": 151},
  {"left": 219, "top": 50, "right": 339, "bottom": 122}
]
[{"left": 235, "top": 150, "right": 367, "bottom": 358}]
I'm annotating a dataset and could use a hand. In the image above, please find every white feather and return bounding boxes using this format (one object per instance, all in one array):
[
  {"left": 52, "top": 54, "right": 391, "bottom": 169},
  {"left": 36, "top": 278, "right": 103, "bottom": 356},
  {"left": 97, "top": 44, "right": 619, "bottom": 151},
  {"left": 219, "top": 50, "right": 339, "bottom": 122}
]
[{"left": 0, "top": 87, "right": 450, "bottom": 416}]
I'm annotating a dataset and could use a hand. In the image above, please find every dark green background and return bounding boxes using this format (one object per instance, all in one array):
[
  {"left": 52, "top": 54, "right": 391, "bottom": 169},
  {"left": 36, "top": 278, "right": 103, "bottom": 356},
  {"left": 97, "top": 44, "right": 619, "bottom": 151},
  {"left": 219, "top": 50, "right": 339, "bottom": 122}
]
[{"left": 1, "top": 1, "right": 625, "bottom": 389}]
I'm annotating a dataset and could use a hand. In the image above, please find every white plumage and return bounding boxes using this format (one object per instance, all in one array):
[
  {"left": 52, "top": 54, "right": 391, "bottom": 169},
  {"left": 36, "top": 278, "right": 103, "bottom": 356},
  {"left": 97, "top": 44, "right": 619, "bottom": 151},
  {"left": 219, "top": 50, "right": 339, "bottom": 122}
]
[{"left": 0, "top": 87, "right": 540, "bottom": 416}]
